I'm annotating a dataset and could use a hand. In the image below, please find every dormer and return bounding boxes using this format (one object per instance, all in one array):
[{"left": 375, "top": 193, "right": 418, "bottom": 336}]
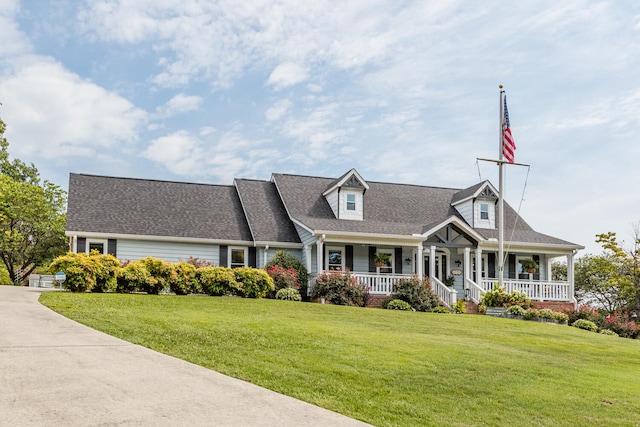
[
  {"left": 323, "top": 169, "right": 369, "bottom": 221},
  {"left": 451, "top": 181, "right": 498, "bottom": 229}
]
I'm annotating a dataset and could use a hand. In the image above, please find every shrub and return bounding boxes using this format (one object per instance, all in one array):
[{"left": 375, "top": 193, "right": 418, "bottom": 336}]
[
  {"left": 386, "top": 299, "right": 411, "bottom": 310},
  {"left": 453, "top": 299, "right": 466, "bottom": 314},
  {"left": 431, "top": 306, "right": 450, "bottom": 313},
  {"left": 311, "top": 270, "right": 366, "bottom": 306},
  {"left": 137, "top": 257, "right": 176, "bottom": 294},
  {"left": 390, "top": 277, "right": 439, "bottom": 312},
  {"left": 599, "top": 329, "right": 619, "bottom": 337},
  {"left": 564, "top": 304, "right": 603, "bottom": 327},
  {"left": 506, "top": 305, "right": 526, "bottom": 316},
  {"left": 537, "top": 308, "right": 556, "bottom": 320},
  {"left": 266, "top": 265, "right": 299, "bottom": 296},
  {"left": 92, "top": 253, "right": 120, "bottom": 293},
  {"left": 572, "top": 319, "right": 598, "bottom": 332},
  {"left": 234, "top": 267, "right": 274, "bottom": 298},
  {"left": 601, "top": 312, "right": 640, "bottom": 339},
  {"left": 481, "top": 285, "right": 531, "bottom": 308},
  {"left": 265, "top": 251, "right": 308, "bottom": 296},
  {"left": 170, "top": 262, "right": 199, "bottom": 295},
  {"left": 197, "top": 266, "right": 238, "bottom": 296},
  {"left": 523, "top": 308, "right": 539, "bottom": 320},
  {"left": 275, "top": 287, "right": 302, "bottom": 301},
  {"left": 49, "top": 252, "right": 97, "bottom": 292},
  {"left": 551, "top": 311, "right": 569, "bottom": 324},
  {"left": 182, "top": 256, "right": 214, "bottom": 268},
  {"left": 117, "top": 260, "right": 151, "bottom": 293}
]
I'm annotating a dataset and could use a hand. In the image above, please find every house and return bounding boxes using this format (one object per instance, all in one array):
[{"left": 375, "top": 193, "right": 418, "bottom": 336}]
[{"left": 66, "top": 169, "right": 583, "bottom": 308}]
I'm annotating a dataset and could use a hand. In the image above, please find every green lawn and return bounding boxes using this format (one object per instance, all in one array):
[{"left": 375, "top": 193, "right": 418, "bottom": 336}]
[{"left": 40, "top": 293, "right": 640, "bottom": 426}]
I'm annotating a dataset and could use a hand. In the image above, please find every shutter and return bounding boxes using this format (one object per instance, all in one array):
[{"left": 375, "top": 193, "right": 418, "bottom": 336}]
[
  {"left": 533, "top": 255, "right": 540, "bottom": 280},
  {"left": 394, "top": 247, "right": 403, "bottom": 274},
  {"left": 488, "top": 253, "right": 496, "bottom": 278},
  {"left": 107, "top": 239, "right": 117, "bottom": 257},
  {"left": 248, "top": 247, "right": 257, "bottom": 268},
  {"left": 368, "top": 246, "right": 376, "bottom": 273},
  {"left": 345, "top": 245, "right": 354, "bottom": 271},
  {"left": 219, "top": 246, "right": 228, "bottom": 267},
  {"left": 508, "top": 254, "right": 516, "bottom": 279},
  {"left": 77, "top": 238, "right": 86, "bottom": 253}
]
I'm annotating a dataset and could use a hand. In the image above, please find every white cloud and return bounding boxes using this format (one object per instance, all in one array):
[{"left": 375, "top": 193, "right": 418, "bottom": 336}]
[
  {"left": 267, "top": 63, "right": 308, "bottom": 90},
  {"left": 265, "top": 99, "right": 291, "bottom": 121},
  {"left": 155, "top": 93, "right": 202, "bottom": 118},
  {"left": 0, "top": 58, "right": 146, "bottom": 159}
]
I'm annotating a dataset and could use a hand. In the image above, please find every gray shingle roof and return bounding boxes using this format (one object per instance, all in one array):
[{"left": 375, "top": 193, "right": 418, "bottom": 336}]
[
  {"left": 234, "top": 179, "right": 301, "bottom": 244},
  {"left": 66, "top": 174, "right": 252, "bottom": 242},
  {"left": 272, "top": 172, "right": 580, "bottom": 247}
]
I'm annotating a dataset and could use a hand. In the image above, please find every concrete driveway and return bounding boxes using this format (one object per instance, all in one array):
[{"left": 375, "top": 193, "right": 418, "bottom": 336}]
[{"left": 0, "top": 286, "right": 371, "bottom": 426}]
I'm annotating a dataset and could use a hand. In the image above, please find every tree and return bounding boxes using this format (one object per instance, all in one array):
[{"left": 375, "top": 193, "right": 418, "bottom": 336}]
[
  {"left": 0, "top": 112, "right": 68, "bottom": 284},
  {"left": 595, "top": 230, "right": 640, "bottom": 314}
]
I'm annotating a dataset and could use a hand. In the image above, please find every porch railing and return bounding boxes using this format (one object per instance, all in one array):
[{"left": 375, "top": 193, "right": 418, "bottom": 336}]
[
  {"left": 350, "top": 272, "right": 414, "bottom": 295},
  {"left": 464, "top": 277, "right": 485, "bottom": 304},
  {"left": 481, "top": 278, "right": 571, "bottom": 301},
  {"left": 431, "top": 276, "right": 456, "bottom": 309}
]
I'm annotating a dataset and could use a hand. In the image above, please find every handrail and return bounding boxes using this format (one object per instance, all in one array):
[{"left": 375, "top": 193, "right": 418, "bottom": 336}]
[
  {"left": 431, "top": 276, "right": 456, "bottom": 309},
  {"left": 464, "top": 277, "right": 485, "bottom": 304}
]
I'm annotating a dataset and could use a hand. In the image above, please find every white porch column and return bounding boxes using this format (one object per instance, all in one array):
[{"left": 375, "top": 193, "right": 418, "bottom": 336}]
[
  {"left": 316, "top": 239, "right": 324, "bottom": 275},
  {"left": 429, "top": 245, "right": 436, "bottom": 281},
  {"left": 263, "top": 245, "right": 270, "bottom": 268},
  {"left": 304, "top": 244, "right": 312, "bottom": 275},
  {"left": 475, "top": 247, "right": 482, "bottom": 282},
  {"left": 567, "top": 251, "right": 576, "bottom": 307},
  {"left": 464, "top": 247, "right": 471, "bottom": 282},
  {"left": 417, "top": 245, "right": 424, "bottom": 279}
]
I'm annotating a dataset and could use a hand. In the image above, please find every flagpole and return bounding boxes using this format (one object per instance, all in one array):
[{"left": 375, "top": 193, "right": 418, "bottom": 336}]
[{"left": 498, "top": 84, "right": 505, "bottom": 289}]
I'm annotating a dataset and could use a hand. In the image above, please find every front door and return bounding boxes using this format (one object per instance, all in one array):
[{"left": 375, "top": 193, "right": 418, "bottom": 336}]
[{"left": 424, "top": 253, "right": 447, "bottom": 281}]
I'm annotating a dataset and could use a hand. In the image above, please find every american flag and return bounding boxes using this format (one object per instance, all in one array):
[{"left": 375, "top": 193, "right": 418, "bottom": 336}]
[{"left": 502, "top": 95, "right": 516, "bottom": 163}]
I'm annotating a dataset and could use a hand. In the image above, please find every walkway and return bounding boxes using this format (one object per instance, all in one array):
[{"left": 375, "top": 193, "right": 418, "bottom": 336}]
[{"left": 0, "top": 286, "right": 370, "bottom": 426}]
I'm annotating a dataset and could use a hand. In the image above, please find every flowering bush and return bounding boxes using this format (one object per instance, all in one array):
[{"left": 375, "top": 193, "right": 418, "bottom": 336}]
[
  {"left": 572, "top": 319, "right": 598, "bottom": 332},
  {"left": 311, "top": 270, "right": 366, "bottom": 306},
  {"left": 386, "top": 299, "right": 411, "bottom": 310},
  {"left": 480, "top": 285, "right": 531, "bottom": 308},
  {"left": 390, "top": 277, "right": 439, "bottom": 312},
  {"left": 265, "top": 251, "right": 308, "bottom": 296},
  {"left": 506, "top": 305, "right": 526, "bottom": 316},
  {"left": 601, "top": 312, "right": 640, "bottom": 339},
  {"left": 275, "top": 287, "right": 302, "bottom": 301},
  {"left": 563, "top": 304, "right": 603, "bottom": 327},
  {"left": 267, "top": 265, "right": 299, "bottom": 292}
]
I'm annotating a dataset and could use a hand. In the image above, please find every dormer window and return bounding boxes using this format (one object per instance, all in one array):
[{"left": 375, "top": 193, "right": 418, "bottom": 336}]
[
  {"left": 480, "top": 203, "right": 489, "bottom": 220},
  {"left": 346, "top": 193, "right": 356, "bottom": 211}
]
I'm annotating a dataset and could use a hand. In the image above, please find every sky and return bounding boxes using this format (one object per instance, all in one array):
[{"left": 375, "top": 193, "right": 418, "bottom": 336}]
[{"left": 1, "top": 0, "right": 639, "bottom": 256}]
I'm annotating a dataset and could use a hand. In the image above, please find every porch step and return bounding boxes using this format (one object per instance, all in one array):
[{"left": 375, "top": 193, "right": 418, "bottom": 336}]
[{"left": 464, "top": 301, "right": 480, "bottom": 314}]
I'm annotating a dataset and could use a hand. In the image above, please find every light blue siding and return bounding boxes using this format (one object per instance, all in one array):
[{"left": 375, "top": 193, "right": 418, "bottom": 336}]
[{"left": 116, "top": 240, "right": 219, "bottom": 265}]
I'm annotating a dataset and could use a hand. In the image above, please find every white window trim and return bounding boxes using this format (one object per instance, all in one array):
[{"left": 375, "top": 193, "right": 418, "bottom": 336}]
[
  {"left": 377, "top": 249, "right": 394, "bottom": 275},
  {"left": 228, "top": 246, "right": 248, "bottom": 268},
  {"left": 86, "top": 239, "right": 108, "bottom": 254},
  {"left": 346, "top": 193, "right": 356, "bottom": 211},
  {"left": 326, "top": 246, "right": 345, "bottom": 271}
]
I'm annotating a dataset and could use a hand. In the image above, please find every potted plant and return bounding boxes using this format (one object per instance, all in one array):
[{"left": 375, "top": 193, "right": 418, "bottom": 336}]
[
  {"left": 443, "top": 275, "right": 455, "bottom": 287},
  {"left": 374, "top": 252, "right": 391, "bottom": 267},
  {"left": 520, "top": 258, "right": 539, "bottom": 274}
]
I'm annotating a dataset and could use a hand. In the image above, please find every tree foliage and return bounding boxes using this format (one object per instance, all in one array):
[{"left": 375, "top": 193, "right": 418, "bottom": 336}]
[
  {"left": 574, "top": 229, "right": 640, "bottom": 314},
  {"left": 0, "top": 113, "right": 68, "bottom": 284}
]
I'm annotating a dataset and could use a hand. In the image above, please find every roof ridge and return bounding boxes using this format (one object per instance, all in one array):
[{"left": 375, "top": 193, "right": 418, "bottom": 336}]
[{"left": 71, "top": 173, "right": 232, "bottom": 188}]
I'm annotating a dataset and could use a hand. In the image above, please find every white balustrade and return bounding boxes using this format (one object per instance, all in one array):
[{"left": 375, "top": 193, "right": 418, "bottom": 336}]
[{"left": 480, "top": 278, "right": 571, "bottom": 301}]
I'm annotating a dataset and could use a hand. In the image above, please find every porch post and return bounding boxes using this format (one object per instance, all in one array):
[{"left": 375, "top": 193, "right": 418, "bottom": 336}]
[
  {"left": 417, "top": 245, "right": 424, "bottom": 279},
  {"left": 304, "top": 244, "right": 312, "bottom": 275},
  {"left": 475, "top": 247, "right": 482, "bottom": 282},
  {"left": 464, "top": 247, "right": 471, "bottom": 284},
  {"left": 429, "top": 245, "right": 436, "bottom": 281},
  {"left": 567, "top": 251, "right": 576, "bottom": 308},
  {"left": 316, "top": 239, "right": 324, "bottom": 275}
]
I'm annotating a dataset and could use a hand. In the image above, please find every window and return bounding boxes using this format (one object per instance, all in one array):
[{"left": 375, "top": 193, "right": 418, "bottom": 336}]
[
  {"left": 346, "top": 193, "right": 356, "bottom": 211},
  {"left": 480, "top": 203, "right": 489, "bottom": 220},
  {"left": 86, "top": 240, "right": 106, "bottom": 254},
  {"left": 230, "top": 247, "right": 247, "bottom": 268},
  {"left": 327, "top": 247, "right": 344, "bottom": 271},
  {"left": 377, "top": 251, "right": 393, "bottom": 274}
]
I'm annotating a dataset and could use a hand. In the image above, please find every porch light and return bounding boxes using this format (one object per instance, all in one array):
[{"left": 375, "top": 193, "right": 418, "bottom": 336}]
[
  {"left": 405, "top": 257, "right": 411, "bottom": 265},
  {"left": 455, "top": 260, "right": 462, "bottom": 267}
]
